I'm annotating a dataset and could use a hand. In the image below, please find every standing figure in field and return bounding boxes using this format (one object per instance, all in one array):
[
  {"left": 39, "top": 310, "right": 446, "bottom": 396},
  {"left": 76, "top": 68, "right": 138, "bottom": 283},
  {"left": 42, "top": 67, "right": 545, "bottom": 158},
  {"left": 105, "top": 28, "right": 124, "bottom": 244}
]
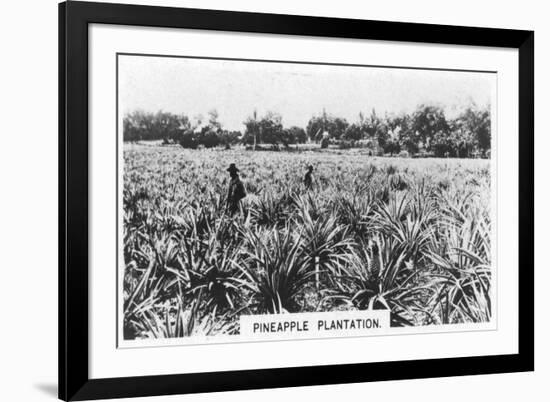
[
  {"left": 226, "top": 163, "right": 246, "bottom": 214},
  {"left": 304, "top": 165, "right": 314, "bottom": 189}
]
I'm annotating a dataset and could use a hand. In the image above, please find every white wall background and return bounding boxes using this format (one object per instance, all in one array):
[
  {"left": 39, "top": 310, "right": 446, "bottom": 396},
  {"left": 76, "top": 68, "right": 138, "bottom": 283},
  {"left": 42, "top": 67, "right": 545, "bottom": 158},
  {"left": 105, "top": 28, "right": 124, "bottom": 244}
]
[{"left": 0, "top": 0, "right": 545, "bottom": 401}]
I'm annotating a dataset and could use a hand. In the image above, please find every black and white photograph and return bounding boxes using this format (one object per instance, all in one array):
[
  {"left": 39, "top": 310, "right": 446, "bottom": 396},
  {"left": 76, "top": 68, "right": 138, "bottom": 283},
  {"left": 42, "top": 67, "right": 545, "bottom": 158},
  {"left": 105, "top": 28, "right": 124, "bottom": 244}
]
[
  {"left": 47, "top": 0, "right": 539, "bottom": 400},
  {"left": 119, "top": 54, "right": 495, "bottom": 344}
]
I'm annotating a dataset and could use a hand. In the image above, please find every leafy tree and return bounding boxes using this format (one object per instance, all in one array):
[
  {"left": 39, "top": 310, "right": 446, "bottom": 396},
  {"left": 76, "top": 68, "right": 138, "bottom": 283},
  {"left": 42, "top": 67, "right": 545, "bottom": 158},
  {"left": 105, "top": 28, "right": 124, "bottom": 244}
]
[
  {"left": 366, "top": 110, "right": 392, "bottom": 148},
  {"left": 363, "top": 109, "right": 384, "bottom": 141},
  {"left": 410, "top": 105, "right": 449, "bottom": 150},
  {"left": 286, "top": 126, "right": 307, "bottom": 144},
  {"left": 387, "top": 114, "right": 418, "bottom": 154},
  {"left": 123, "top": 112, "right": 141, "bottom": 142},
  {"left": 260, "top": 112, "right": 284, "bottom": 144},
  {"left": 207, "top": 109, "right": 222, "bottom": 131},
  {"left": 123, "top": 110, "right": 191, "bottom": 143},
  {"left": 194, "top": 109, "right": 223, "bottom": 148},
  {"left": 243, "top": 111, "right": 285, "bottom": 146},
  {"left": 451, "top": 125, "right": 474, "bottom": 158},
  {"left": 123, "top": 110, "right": 153, "bottom": 141},
  {"left": 197, "top": 126, "right": 221, "bottom": 148},
  {"left": 343, "top": 123, "right": 363, "bottom": 141},
  {"left": 306, "top": 110, "right": 349, "bottom": 141},
  {"left": 156, "top": 111, "right": 186, "bottom": 142},
  {"left": 456, "top": 105, "right": 491, "bottom": 156},
  {"left": 178, "top": 130, "right": 199, "bottom": 149},
  {"left": 431, "top": 129, "right": 455, "bottom": 157},
  {"left": 219, "top": 130, "right": 242, "bottom": 148},
  {"left": 330, "top": 117, "right": 350, "bottom": 140},
  {"left": 384, "top": 140, "right": 401, "bottom": 156}
]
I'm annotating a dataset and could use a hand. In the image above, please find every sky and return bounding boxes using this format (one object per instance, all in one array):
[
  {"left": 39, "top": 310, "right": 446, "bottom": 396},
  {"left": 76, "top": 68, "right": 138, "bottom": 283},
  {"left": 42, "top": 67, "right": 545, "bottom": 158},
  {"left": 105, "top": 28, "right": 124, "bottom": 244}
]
[{"left": 119, "top": 54, "right": 494, "bottom": 131}]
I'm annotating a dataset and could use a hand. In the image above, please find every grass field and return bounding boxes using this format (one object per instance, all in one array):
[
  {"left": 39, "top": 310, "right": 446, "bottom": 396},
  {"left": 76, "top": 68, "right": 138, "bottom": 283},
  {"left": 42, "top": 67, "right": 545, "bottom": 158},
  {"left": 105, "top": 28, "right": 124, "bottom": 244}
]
[{"left": 122, "top": 143, "right": 492, "bottom": 340}]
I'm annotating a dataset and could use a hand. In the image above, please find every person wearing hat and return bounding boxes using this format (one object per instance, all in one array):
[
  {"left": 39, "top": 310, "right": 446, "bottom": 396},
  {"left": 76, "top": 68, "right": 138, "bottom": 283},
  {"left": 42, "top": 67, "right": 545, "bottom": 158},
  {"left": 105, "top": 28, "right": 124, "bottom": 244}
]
[
  {"left": 304, "top": 164, "right": 314, "bottom": 189},
  {"left": 226, "top": 163, "right": 246, "bottom": 214}
]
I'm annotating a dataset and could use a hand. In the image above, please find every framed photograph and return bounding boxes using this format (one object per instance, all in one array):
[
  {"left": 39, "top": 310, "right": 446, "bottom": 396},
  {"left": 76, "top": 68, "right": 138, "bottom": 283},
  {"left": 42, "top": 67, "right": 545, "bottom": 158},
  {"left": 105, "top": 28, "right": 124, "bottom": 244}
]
[{"left": 59, "top": 1, "right": 534, "bottom": 400}]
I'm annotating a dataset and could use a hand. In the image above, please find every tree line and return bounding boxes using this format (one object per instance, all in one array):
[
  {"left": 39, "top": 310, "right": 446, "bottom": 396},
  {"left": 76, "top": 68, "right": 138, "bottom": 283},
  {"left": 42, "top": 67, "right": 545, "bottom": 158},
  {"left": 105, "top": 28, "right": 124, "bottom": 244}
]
[{"left": 123, "top": 103, "right": 491, "bottom": 158}]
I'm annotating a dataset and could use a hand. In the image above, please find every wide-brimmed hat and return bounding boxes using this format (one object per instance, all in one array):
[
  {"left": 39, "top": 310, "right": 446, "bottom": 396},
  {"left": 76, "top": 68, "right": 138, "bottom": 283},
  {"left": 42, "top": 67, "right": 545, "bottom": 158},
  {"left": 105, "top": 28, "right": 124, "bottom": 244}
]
[{"left": 227, "top": 163, "right": 239, "bottom": 173}]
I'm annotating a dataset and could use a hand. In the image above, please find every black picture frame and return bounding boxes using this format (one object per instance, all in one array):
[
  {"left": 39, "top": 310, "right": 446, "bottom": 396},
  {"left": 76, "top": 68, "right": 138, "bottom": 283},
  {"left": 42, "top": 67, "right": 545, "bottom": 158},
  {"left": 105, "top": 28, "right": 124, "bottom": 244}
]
[{"left": 59, "top": 1, "right": 534, "bottom": 400}]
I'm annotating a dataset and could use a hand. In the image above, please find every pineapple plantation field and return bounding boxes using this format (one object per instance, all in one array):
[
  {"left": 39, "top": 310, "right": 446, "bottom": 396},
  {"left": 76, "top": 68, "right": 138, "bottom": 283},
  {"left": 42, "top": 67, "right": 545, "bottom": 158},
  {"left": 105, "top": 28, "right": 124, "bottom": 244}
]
[{"left": 122, "top": 142, "right": 492, "bottom": 340}]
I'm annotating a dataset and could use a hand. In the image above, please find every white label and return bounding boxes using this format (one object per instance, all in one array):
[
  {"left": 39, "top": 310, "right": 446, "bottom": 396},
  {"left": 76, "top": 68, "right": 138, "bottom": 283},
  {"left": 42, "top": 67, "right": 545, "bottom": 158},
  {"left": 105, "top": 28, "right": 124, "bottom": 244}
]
[{"left": 240, "top": 310, "right": 391, "bottom": 340}]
